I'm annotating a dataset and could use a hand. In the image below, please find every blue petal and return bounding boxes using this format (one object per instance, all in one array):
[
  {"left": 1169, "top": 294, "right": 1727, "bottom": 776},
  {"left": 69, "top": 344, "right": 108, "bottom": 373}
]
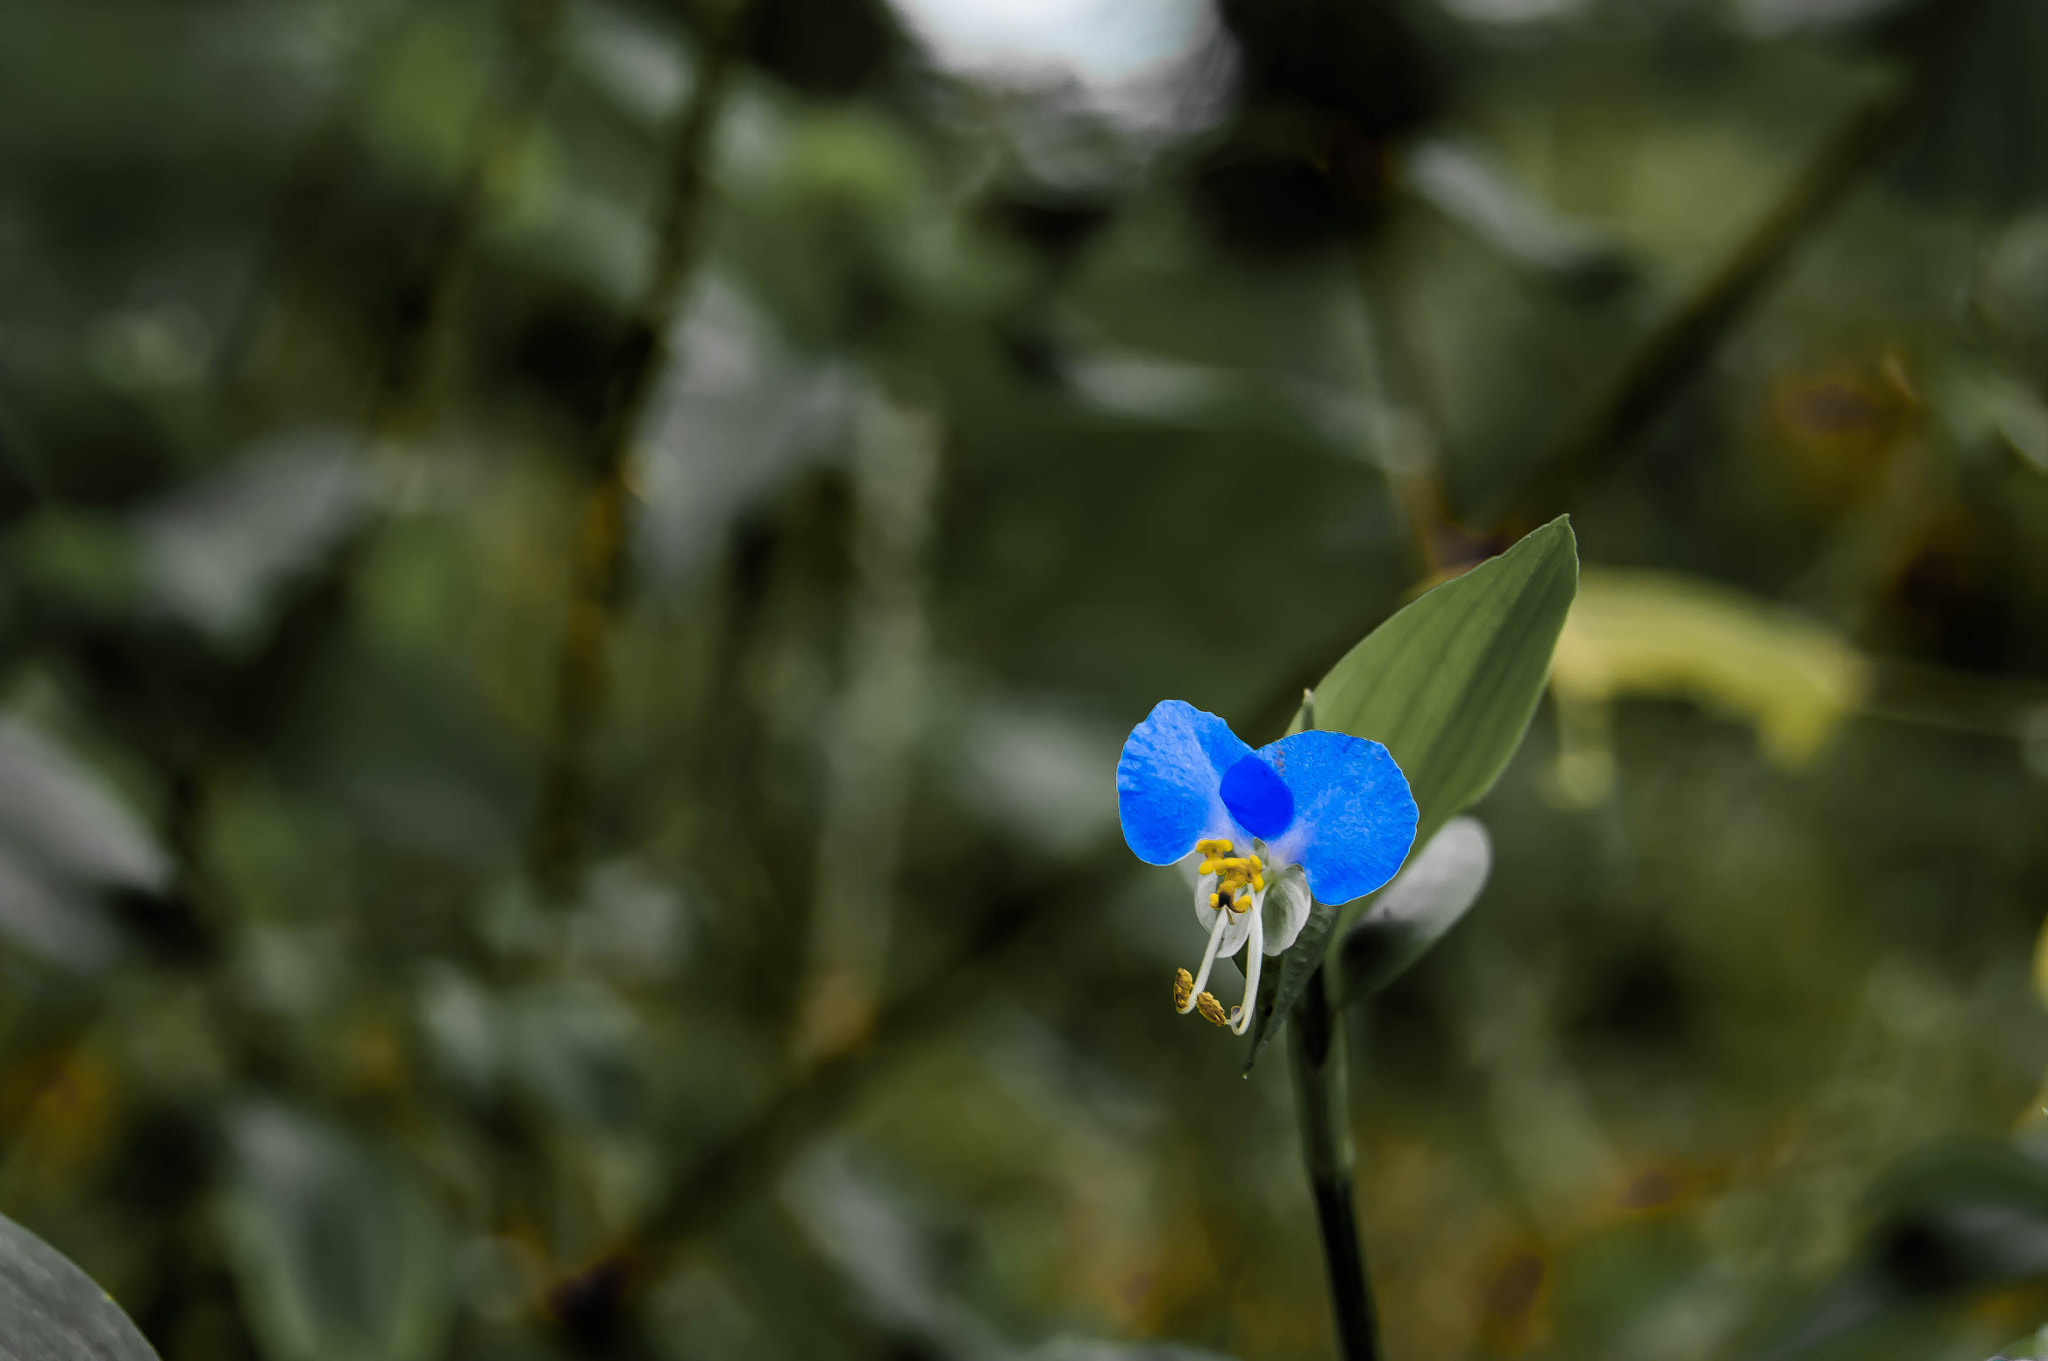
[
  {"left": 1116, "top": 701, "right": 1250, "bottom": 865},
  {"left": 1220, "top": 754, "right": 1294, "bottom": 839},
  {"left": 1258, "top": 731, "right": 1418, "bottom": 904}
]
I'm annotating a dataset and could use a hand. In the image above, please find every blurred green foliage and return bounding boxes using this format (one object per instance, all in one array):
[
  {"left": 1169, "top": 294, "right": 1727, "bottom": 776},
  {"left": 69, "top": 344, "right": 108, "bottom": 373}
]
[{"left": 4, "top": 0, "right": 2048, "bottom": 1358}]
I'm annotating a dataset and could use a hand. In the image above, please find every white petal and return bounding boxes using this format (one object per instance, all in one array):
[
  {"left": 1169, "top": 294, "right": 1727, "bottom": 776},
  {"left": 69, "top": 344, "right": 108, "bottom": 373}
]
[
  {"left": 1260, "top": 866, "right": 1311, "bottom": 955},
  {"left": 1187, "top": 867, "right": 1218, "bottom": 928},
  {"left": 1359, "top": 816, "right": 1491, "bottom": 934}
]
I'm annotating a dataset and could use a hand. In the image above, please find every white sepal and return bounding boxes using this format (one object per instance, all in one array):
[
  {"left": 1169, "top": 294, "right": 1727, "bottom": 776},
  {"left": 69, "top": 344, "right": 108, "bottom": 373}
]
[{"left": 1259, "top": 864, "right": 1311, "bottom": 956}]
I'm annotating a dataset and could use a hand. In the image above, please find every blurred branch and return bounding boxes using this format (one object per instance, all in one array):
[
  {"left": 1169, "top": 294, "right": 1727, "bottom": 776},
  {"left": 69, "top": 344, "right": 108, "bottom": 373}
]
[
  {"left": 1518, "top": 7, "right": 1986, "bottom": 525},
  {"left": 366, "top": 0, "right": 572, "bottom": 433},
  {"left": 1862, "top": 658, "right": 2048, "bottom": 741},
  {"left": 789, "top": 398, "right": 943, "bottom": 1063},
  {"left": 217, "top": 0, "right": 570, "bottom": 434},
  {"left": 530, "top": 0, "right": 758, "bottom": 903},
  {"left": 1790, "top": 431, "right": 1947, "bottom": 634}
]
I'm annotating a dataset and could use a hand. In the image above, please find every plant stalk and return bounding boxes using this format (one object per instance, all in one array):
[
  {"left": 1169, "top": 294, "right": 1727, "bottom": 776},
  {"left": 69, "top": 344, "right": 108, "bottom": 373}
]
[
  {"left": 1289, "top": 964, "right": 1381, "bottom": 1361},
  {"left": 528, "top": 0, "right": 754, "bottom": 902}
]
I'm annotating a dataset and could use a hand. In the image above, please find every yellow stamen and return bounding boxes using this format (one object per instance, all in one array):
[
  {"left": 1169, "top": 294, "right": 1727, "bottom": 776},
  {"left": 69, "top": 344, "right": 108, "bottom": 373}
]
[
  {"left": 1173, "top": 968, "right": 1195, "bottom": 1011},
  {"left": 1195, "top": 992, "right": 1229, "bottom": 1026}
]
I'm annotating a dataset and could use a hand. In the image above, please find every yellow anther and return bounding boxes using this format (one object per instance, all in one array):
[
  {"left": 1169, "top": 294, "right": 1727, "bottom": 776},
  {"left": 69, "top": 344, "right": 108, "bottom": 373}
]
[
  {"left": 1173, "top": 968, "right": 1194, "bottom": 1011},
  {"left": 1252, "top": 874, "right": 1264, "bottom": 891},
  {"left": 1208, "top": 892, "right": 1220, "bottom": 908},
  {"left": 1195, "top": 992, "right": 1229, "bottom": 1026},
  {"left": 1229, "top": 894, "right": 1251, "bottom": 914}
]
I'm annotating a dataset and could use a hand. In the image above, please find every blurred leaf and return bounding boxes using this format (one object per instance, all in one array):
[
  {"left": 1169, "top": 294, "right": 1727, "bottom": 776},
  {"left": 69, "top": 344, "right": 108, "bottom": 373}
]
[
  {"left": 415, "top": 965, "right": 501, "bottom": 1099},
  {"left": 0, "top": 719, "right": 169, "bottom": 895},
  {"left": 783, "top": 1144, "right": 1006, "bottom": 1357},
  {"left": 948, "top": 691, "right": 1123, "bottom": 857},
  {"left": 1336, "top": 815, "right": 1492, "bottom": 1007},
  {"left": 1243, "top": 869, "right": 1335, "bottom": 1073},
  {"left": 637, "top": 277, "right": 854, "bottom": 591},
  {"left": 1998, "top": 1323, "right": 2048, "bottom": 1361},
  {"left": 1407, "top": 139, "right": 1633, "bottom": 286},
  {"left": 1551, "top": 570, "right": 1869, "bottom": 767},
  {"left": 1730, "top": 0, "right": 1905, "bottom": 38},
  {"left": 507, "top": 979, "right": 642, "bottom": 1130},
  {"left": 0, "top": 716, "right": 170, "bottom": 972},
  {"left": 7, "top": 512, "right": 140, "bottom": 615},
  {"left": 135, "top": 433, "right": 372, "bottom": 654},
  {"left": 1980, "top": 210, "right": 2048, "bottom": 347},
  {"left": 564, "top": 0, "right": 691, "bottom": 127},
  {"left": 0, "top": 853, "right": 121, "bottom": 975},
  {"left": 217, "top": 1104, "right": 451, "bottom": 1361},
  {"left": 1866, "top": 1139, "right": 2048, "bottom": 1287},
  {"left": 0, "top": 1209, "right": 160, "bottom": 1360},
  {"left": 786, "top": 1145, "right": 1239, "bottom": 1361},
  {"left": 1751, "top": 1138, "right": 2048, "bottom": 1361},
  {"left": 2032, "top": 909, "right": 2048, "bottom": 1010},
  {"left": 1028, "top": 1340, "right": 1237, "bottom": 1361},
  {"left": 1313, "top": 515, "right": 1579, "bottom": 851},
  {"left": 1939, "top": 364, "right": 2048, "bottom": 472}
]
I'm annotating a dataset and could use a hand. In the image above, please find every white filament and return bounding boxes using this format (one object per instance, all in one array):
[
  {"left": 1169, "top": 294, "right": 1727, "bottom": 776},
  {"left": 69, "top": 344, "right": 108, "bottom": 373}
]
[
  {"left": 1230, "top": 901, "right": 1265, "bottom": 1035},
  {"left": 1179, "top": 903, "right": 1233, "bottom": 1013}
]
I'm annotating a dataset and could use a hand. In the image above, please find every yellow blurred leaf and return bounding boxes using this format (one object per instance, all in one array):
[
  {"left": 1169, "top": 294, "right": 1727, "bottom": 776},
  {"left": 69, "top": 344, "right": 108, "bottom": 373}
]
[
  {"left": 1551, "top": 570, "right": 1869, "bottom": 766},
  {"left": 2032, "top": 910, "right": 2048, "bottom": 1010}
]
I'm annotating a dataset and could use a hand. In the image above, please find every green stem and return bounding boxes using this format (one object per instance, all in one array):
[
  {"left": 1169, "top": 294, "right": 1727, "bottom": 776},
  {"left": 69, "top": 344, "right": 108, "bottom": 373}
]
[{"left": 1289, "top": 965, "right": 1381, "bottom": 1361}]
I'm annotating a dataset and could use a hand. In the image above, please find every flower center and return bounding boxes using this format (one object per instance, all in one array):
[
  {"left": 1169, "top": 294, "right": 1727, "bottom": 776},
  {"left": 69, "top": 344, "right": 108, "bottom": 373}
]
[
  {"left": 1196, "top": 837, "right": 1263, "bottom": 912},
  {"left": 1175, "top": 838, "right": 1268, "bottom": 1035}
]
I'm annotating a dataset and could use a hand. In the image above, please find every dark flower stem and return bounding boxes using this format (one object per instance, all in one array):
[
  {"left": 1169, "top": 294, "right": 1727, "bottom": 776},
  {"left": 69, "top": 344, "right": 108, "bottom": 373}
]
[{"left": 1289, "top": 964, "right": 1381, "bottom": 1361}]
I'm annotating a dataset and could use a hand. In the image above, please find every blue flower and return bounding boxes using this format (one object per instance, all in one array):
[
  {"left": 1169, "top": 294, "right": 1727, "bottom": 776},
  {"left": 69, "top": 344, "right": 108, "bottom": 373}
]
[{"left": 1116, "top": 700, "right": 1418, "bottom": 1033}]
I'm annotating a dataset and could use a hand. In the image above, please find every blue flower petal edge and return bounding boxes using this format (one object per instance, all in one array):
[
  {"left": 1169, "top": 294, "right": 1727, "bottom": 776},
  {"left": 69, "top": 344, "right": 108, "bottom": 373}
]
[
  {"left": 1116, "top": 700, "right": 1250, "bottom": 864},
  {"left": 1117, "top": 700, "right": 1420, "bottom": 904},
  {"left": 1258, "top": 730, "right": 1417, "bottom": 904}
]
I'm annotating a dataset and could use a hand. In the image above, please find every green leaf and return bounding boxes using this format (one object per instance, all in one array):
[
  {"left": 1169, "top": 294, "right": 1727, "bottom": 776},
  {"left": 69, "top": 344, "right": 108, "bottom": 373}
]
[
  {"left": 0, "top": 1210, "right": 160, "bottom": 1360},
  {"left": 1240, "top": 519, "right": 1573, "bottom": 1071},
  {"left": 216, "top": 1104, "right": 451, "bottom": 1361},
  {"left": 1336, "top": 816, "right": 1492, "bottom": 1007},
  {"left": 1314, "top": 515, "right": 1579, "bottom": 851}
]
